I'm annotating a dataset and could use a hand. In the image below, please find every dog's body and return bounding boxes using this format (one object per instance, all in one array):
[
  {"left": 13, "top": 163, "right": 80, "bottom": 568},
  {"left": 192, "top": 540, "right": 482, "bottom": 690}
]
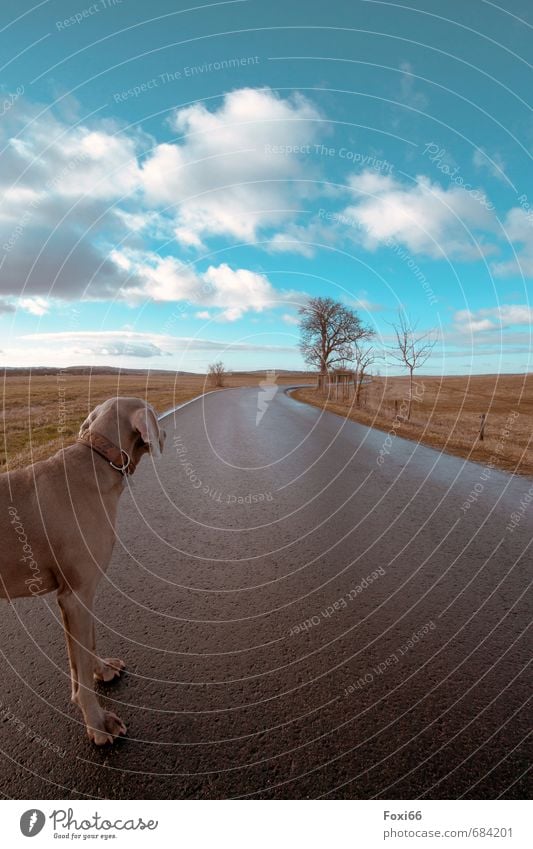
[{"left": 0, "top": 397, "right": 166, "bottom": 745}]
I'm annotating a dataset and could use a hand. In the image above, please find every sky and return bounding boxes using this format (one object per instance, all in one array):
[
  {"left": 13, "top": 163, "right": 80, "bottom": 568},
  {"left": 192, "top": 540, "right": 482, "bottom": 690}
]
[{"left": 0, "top": 0, "right": 531, "bottom": 374}]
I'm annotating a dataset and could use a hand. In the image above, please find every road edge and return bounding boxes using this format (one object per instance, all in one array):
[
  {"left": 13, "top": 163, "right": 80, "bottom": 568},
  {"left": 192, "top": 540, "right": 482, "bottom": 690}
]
[{"left": 157, "top": 387, "right": 235, "bottom": 421}]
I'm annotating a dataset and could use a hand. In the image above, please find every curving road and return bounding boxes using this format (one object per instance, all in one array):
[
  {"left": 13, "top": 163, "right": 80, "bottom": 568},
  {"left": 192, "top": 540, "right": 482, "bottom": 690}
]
[{"left": 0, "top": 387, "right": 530, "bottom": 799}]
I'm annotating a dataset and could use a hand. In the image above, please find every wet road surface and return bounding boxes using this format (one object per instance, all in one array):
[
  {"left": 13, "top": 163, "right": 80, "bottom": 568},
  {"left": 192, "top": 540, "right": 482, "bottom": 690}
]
[{"left": 0, "top": 387, "right": 531, "bottom": 798}]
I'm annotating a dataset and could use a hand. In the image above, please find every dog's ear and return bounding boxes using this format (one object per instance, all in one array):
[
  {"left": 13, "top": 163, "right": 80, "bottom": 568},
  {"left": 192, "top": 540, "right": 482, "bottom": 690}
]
[
  {"left": 131, "top": 406, "right": 163, "bottom": 457},
  {"left": 79, "top": 403, "right": 104, "bottom": 436}
]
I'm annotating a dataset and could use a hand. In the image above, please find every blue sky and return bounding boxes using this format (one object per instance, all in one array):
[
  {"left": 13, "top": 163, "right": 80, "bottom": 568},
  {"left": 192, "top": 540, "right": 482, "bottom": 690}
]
[{"left": 0, "top": 0, "right": 531, "bottom": 374}]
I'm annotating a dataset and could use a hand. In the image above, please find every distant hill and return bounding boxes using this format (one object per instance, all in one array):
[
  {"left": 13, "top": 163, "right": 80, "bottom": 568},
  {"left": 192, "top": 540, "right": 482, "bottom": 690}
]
[
  {"left": 245, "top": 369, "right": 312, "bottom": 374},
  {"left": 1, "top": 366, "right": 202, "bottom": 377},
  {"left": 1, "top": 366, "right": 313, "bottom": 377}
]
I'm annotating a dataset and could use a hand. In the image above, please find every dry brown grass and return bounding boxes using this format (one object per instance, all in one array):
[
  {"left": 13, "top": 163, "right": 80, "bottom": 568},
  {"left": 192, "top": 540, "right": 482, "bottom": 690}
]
[
  {"left": 1, "top": 370, "right": 311, "bottom": 471},
  {"left": 294, "top": 374, "right": 533, "bottom": 476}
]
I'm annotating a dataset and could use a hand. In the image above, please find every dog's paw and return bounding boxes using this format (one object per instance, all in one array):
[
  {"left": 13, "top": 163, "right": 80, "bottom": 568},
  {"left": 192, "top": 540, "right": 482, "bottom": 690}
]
[
  {"left": 94, "top": 657, "right": 125, "bottom": 683},
  {"left": 87, "top": 711, "right": 127, "bottom": 746}
]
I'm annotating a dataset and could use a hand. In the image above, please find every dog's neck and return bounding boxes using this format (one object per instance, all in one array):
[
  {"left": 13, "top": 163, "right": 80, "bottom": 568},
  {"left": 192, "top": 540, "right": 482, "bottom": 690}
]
[
  {"left": 77, "top": 430, "right": 137, "bottom": 477},
  {"left": 73, "top": 429, "right": 146, "bottom": 493}
]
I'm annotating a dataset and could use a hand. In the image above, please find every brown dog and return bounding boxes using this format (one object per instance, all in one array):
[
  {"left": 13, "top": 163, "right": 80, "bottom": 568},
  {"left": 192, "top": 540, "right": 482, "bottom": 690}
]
[{"left": 0, "top": 397, "right": 166, "bottom": 745}]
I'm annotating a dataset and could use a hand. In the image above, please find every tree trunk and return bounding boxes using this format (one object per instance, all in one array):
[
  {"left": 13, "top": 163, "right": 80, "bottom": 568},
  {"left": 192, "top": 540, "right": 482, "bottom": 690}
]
[
  {"left": 356, "top": 372, "right": 363, "bottom": 406},
  {"left": 407, "top": 368, "right": 414, "bottom": 420}
]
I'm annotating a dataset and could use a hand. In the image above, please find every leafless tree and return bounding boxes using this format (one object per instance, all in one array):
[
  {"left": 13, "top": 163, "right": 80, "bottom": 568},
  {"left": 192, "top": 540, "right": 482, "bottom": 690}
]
[
  {"left": 388, "top": 311, "right": 436, "bottom": 420},
  {"left": 208, "top": 360, "right": 226, "bottom": 387},
  {"left": 298, "top": 297, "right": 373, "bottom": 389},
  {"left": 353, "top": 342, "right": 378, "bottom": 406}
]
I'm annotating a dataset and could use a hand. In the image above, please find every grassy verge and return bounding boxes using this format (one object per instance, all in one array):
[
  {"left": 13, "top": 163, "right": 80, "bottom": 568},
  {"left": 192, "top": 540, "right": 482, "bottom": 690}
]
[
  {"left": 1, "top": 371, "right": 311, "bottom": 471},
  {"left": 293, "top": 374, "right": 533, "bottom": 477}
]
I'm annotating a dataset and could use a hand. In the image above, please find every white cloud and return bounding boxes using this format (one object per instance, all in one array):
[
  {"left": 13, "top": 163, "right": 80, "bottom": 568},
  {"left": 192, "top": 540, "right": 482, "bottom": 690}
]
[
  {"left": 347, "top": 296, "right": 384, "bottom": 313},
  {"left": 141, "top": 87, "right": 324, "bottom": 246},
  {"left": 2, "top": 87, "right": 524, "bottom": 338},
  {"left": 20, "top": 330, "right": 174, "bottom": 358},
  {"left": 203, "top": 263, "right": 299, "bottom": 320},
  {"left": 112, "top": 250, "right": 304, "bottom": 320},
  {"left": 398, "top": 62, "right": 429, "bottom": 112},
  {"left": 340, "top": 171, "right": 496, "bottom": 260},
  {"left": 282, "top": 312, "right": 300, "bottom": 325},
  {"left": 1, "top": 106, "right": 142, "bottom": 200},
  {"left": 0, "top": 89, "right": 320, "bottom": 313},
  {"left": 472, "top": 148, "right": 507, "bottom": 183},
  {"left": 491, "top": 208, "right": 533, "bottom": 277},
  {"left": 268, "top": 217, "right": 340, "bottom": 258},
  {"left": 269, "top": 229, "right": 317, "bottom": 258},
  {"left": 79, "top": 340, "right": 169, "bottom": 358},
  {"left": 0, "top": 102, "right": 146, "bottom": 302},
  {"left": 116, "top": 252, "right": 201, "bottom": 304},
  {"left": 18, "top": 296, "right": 49, "bottom": 315},
  {"left": 453, "top": 304, "right": 533, "bottom": 333},
  {"left": 350, "top": 171, "right": 397, "bottom": 196},
  {"left": 20, "top": 330, "right": 297, "bottom": 356}
]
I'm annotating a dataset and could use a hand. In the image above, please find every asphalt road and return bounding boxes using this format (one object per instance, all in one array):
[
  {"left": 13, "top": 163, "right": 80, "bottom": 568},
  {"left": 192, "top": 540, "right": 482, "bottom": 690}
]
[{"left": 0, "top": 387, "right": 531, "bottom": 799}]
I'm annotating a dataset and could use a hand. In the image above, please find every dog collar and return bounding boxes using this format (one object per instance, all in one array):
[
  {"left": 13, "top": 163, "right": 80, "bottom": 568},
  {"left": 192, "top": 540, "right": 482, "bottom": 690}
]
[{"left": 77, "top": 430, "right": 137, "bottom": 476}]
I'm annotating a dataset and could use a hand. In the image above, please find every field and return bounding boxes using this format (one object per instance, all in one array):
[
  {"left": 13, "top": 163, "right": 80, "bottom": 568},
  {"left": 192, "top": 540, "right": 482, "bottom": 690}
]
[
  {"left": 1, "top": 370, "right": 312, "bottom": 471},
  {"left": 3, "top": 370, "right": 532, "bottom": 477},
  {"left": 293, "top": 373, "right": 533, "bottom": 477}
]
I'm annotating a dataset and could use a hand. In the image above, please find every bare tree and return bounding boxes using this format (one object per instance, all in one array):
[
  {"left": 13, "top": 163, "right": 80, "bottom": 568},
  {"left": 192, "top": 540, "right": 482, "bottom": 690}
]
[
  {"left": 298, "top": 297, "right": 373, "bottom": 389},
  {"left": 353, "top": 342, "right": 378, "bottom": 406},
  {"left": 388, "top": 311, "right": 436, "bottom": 420},
  {"left": 207, "top": 360, "right": 226, "bottom": 388}
]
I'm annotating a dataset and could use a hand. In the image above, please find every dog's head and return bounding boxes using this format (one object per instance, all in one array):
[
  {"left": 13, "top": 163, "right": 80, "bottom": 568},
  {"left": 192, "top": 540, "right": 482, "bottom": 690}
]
[{"left": 79, "top": 397, "right": 166, "bottom": 464}]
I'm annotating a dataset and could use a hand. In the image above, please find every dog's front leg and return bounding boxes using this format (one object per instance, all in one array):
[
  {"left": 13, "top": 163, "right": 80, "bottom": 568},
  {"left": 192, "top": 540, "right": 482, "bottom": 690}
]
[
  {"left": 86, "top": 604, "right": 125, "bottom": 683},
  {"left": 57, "top": 589, "right": 127, "bottom": 746},
  {"left": 94, "top": 655, "right": 126, "bottom": 683},
  {"left": 93, "top": 631, "right": 126, "bottom": 683}
]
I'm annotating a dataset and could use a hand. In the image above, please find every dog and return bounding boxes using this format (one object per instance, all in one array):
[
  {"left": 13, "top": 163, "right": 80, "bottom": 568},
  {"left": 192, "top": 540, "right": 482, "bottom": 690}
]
[{"left": 0, "top": 397, "right": 166, "bottom": 745}]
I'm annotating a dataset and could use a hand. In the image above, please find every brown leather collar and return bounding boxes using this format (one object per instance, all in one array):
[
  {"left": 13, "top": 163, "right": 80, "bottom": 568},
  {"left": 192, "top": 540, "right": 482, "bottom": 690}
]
[{"left": 77, "top": 430, "right": 136, "bottom": 476}]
